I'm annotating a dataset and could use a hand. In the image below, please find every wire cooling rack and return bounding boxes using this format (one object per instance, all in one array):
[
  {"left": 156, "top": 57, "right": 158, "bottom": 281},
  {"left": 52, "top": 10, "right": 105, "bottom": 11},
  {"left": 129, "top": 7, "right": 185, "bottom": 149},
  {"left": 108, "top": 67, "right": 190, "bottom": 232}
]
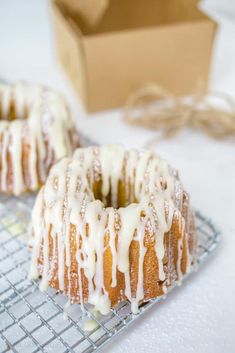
[{"left": 0, "top": 193, "right": 220, "bottom": 353}]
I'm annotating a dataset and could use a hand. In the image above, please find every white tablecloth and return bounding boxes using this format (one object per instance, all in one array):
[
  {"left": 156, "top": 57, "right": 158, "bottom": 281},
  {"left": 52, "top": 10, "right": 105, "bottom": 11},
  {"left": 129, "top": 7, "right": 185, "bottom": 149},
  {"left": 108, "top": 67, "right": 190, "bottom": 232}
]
[{"left": 0, "top": 1, "right": 234, "bottom": 352}]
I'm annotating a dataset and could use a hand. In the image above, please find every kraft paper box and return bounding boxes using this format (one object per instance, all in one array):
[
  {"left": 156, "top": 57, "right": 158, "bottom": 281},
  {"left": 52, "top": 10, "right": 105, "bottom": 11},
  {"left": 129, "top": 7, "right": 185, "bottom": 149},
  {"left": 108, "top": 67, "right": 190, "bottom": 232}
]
[{"left": 51, "top": 0, "right": 217, "bottom": 112}]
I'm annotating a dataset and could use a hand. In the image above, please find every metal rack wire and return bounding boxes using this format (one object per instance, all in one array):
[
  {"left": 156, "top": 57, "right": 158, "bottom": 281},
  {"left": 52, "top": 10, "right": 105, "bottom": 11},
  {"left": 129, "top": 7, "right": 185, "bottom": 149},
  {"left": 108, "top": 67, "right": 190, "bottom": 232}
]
[{"left": 0, "top": 193, "right": 220, "bottom": 353}]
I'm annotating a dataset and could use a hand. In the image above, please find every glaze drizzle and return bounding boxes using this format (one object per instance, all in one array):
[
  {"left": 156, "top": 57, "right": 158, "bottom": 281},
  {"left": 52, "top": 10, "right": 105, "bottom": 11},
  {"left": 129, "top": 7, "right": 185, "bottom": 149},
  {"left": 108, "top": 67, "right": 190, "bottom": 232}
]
[{"left": 29, "top": 145, "right": 195, "bottom": 314}]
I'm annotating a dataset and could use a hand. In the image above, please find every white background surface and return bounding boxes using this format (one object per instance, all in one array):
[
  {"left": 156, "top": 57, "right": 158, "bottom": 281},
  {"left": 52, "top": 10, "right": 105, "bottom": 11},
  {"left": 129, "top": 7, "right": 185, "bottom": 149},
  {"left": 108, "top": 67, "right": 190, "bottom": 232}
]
[{"left": 0, "top": 1, "right": 235, "bottom": 352}]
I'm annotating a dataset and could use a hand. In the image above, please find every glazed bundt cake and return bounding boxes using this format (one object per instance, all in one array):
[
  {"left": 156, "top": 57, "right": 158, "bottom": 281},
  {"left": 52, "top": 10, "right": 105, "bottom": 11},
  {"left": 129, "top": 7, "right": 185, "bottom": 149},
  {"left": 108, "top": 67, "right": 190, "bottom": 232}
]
[
  {"left": 29, "top": 145, "right": 197, "bottom": 315},
  {"left": 0, "top": 82, "right": 79, "bottom": 195}
]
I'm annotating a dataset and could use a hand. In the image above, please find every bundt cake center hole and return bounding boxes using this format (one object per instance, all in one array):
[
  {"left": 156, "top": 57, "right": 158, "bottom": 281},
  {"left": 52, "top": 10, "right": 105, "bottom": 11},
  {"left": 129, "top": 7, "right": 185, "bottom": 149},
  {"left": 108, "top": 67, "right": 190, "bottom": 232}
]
[
  {"left": 92, "top": 179, "right": 137, "bottom": 209},
  {"left": 0, "top": 99, "right": 28, "bottom": 121}
]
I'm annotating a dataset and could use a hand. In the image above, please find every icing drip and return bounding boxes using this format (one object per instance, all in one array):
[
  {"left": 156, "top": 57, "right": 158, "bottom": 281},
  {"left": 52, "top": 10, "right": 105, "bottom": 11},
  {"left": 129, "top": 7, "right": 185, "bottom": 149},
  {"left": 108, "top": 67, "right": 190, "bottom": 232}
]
[
  {"left": 63, "top": 301, "right": 70, "bottom": 320},
  {"left": 107, "top": 208, "right": 117, "bottom": 288},
  {"left": 82, "top": 318, "right": 98, "bottom": 332},
  {"left": 29, "top": 145, "right": 194, "bottom": 314},
  {"left": 0, "top": 82, "right": 78, "bottom": 195}
]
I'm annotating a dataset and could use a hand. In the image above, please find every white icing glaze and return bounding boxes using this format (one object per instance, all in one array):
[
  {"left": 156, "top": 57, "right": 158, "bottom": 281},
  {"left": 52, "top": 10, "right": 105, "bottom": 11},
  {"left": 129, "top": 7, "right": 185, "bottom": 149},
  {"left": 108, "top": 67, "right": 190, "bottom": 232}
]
[
  {"left": 0, "top": 82, "right": 79, "bottom": 195},
  {"left": 29, "top": 145, "right": 194, "bottom": 315},
  {"left": 63, "top": 300, "right": 70, "bottom": 320},
  {"left": 82, "top": 318, "right": 98, "bottom": 332}
]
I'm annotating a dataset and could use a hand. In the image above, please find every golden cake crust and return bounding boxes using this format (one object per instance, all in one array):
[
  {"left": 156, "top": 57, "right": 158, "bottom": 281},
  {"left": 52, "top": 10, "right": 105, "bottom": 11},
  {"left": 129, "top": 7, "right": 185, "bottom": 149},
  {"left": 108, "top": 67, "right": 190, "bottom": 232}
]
[{"left": 36, "top": 197, "right": 196, "bottom": 307}]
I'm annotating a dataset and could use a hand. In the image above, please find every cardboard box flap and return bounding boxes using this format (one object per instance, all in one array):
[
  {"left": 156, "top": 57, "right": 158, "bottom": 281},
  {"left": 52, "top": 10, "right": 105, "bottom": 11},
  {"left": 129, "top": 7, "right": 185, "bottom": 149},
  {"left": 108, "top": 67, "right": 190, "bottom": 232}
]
[
  {"left": 57, "top": 0, "right": 215, "bottom": 36},
  {"left": 59, "top": 0, "right": 109, "bottom": 27}
]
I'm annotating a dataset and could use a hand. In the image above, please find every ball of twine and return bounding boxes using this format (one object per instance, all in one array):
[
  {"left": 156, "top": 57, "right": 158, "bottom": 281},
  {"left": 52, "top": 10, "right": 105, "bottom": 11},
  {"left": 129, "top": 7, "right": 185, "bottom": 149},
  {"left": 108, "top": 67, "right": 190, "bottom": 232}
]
[{"left": 123, "top": 83, "right": 235, "bottom": 148}]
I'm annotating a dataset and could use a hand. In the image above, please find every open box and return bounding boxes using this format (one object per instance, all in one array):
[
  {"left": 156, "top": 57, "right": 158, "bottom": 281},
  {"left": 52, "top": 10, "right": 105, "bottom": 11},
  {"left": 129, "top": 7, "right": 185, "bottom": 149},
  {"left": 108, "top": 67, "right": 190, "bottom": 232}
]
[{"left": 51, "top": 0, "right": 217, "bottom": 112}]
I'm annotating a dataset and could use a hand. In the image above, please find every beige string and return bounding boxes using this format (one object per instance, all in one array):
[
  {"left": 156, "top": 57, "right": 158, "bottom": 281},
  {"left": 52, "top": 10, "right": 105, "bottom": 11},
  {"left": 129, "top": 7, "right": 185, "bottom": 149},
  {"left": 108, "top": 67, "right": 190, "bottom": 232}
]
[{"left": 123, "top": 83, "right": 235, "bottom": 148}]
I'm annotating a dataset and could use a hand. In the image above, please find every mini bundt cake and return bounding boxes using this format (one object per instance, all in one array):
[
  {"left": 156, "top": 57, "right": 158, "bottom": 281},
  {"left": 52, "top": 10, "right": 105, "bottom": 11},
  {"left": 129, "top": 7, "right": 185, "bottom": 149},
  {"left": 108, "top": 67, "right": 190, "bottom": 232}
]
[
  {"left": 29, "top": 145, "right": 197, "bottom": 315},
  {"left": 0, "top": 82, "right": 80, "bottom": 195}
]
